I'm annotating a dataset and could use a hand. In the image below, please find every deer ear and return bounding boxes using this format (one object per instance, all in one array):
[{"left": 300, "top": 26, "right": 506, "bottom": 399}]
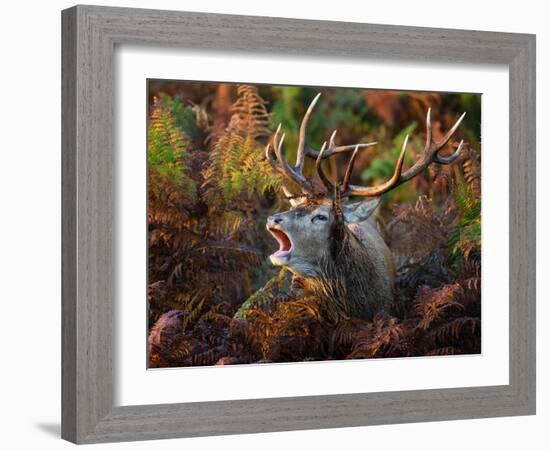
[{"left": 343, "top": 198, "right": 381, "bottom": 223}]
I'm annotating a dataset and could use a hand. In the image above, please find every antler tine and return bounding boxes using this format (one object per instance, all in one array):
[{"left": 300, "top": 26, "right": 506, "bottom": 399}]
[
  {"left": 325, "top": 129, "right": 378, "bottom": 159},
  {"left": 345, "top": 135, "right": 409, "bottom": 197},
  {"left": 295, "top": 93, "right": 322, "bottom": 172},
  {"left": 265, "top": 123, "right": 283, "bottom": 169},
  {"left": 425, "top": 107, "right": 433, "bottom": 150},
  {"left": 437, "top": 112, "right": 466, "bottom": 149},
  {"left": 273, "top": 132, "right": 286, "bottom": 161},
  {"left": 343, "top": 108, "right": 465, "bottom": 198},
  {"left": 265, "top": 143, "right": 276, "bottom": 166},
  {"left": 430, "top": 111, "right": 466, "bottom": 153},
  {"left": 306, "top": 142, "right": 378, "bottom": 160},
  {"left": 328, "top": 130, "right": 338, "bottom": 151},
  {"left": 425, "top": 107, "right": 466, "bottom": 151},
  {"left": 281, "top": 185, "right": 296, "bottom": 199},
  {"left": 296, "top": 93, "right": 378, "bottom": 161},
  {"left": 399, "top": 110, "right": 466, "bottom": 182},
  {"left": 315, "top": 141, "right": 334, "bottom": 193},
  {"left": 423, "top": 108, "right": 466, "bottom": 161},
  {"left": 272, "top": 123, "right": 283, "bottom": 153},
  {"left": 437, "top": 139, "right": 465, "bottom": 164},
  {"left": 268, "top": 129, "right": 315, "bottom": 195},
  {"left": 341, "top": 144, "right": 360, "bottom": 193}
]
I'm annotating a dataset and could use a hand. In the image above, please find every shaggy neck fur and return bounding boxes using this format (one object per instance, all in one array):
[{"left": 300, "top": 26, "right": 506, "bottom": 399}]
[{"left": 302, "top": 199, "right": 392, "bottom": 322}]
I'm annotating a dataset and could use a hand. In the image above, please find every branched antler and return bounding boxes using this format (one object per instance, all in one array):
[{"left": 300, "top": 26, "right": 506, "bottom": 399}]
[
  {"left": 295, "top": 93, "right": 378, "bottom": 163},
  {"left": 266, "top": 93, "right": 465, "bottom": 200},
  {"left": 265, "top": 123, "right": 314, "bottom": 194},
  {"left": 342, "top": 108, "right": 466, "bottom": 197},
  {"left": 265, "top": 93, "right": 376, "bottom": 197}
]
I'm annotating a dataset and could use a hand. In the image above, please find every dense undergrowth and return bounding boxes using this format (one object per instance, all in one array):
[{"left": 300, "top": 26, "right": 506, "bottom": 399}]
[{"left": 147, "top": 83, "right": 481, "bottom": 367}]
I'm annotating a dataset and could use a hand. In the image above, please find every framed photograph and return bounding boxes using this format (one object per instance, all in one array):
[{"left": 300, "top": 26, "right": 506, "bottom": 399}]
[{"left": 62, "top": 5, "right": 536, "bottom": 444}]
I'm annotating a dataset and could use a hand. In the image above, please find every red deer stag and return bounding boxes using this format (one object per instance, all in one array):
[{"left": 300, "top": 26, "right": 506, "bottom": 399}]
[{"left": 265, "top": 93, "right": 465, "bottom": 321}]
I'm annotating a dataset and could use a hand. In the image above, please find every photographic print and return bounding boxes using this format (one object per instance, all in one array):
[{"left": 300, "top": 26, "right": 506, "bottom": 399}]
[{"left": 147, "top": 81, "right": 481, "bottom": 368}]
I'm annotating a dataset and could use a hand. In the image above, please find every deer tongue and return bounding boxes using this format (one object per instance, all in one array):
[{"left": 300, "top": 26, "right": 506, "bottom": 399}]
[{"left": 268, "top": 228, "right": 292, "bottom": 263}]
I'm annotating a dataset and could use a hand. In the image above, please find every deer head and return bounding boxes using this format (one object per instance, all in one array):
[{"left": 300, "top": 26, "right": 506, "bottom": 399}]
[{"left": 265, "top": 93, "right": 465, "bottom": 278}]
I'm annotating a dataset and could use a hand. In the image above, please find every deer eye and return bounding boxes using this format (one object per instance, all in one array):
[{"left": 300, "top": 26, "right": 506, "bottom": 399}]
[{"left": 312, "top": 214, "right": 328, "bottom": 223}]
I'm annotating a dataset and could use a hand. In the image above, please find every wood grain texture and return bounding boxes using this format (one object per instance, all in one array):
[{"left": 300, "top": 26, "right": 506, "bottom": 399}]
[
  {"left": 61, "top": 7, "right": 77, "bottom": 442},
  {"left": 61, "top": 4, "right": 536, "bottom": 444}
]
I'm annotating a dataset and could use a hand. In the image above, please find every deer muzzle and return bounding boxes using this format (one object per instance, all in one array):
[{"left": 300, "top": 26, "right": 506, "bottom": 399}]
[{"left": 266, "top": 216, "right": 293, "bottom": 265}]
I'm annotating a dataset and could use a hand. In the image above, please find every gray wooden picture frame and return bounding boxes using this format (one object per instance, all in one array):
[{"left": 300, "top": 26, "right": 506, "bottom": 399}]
[{"left": 61, "top": 4, "right": 536, "bottom": 444}]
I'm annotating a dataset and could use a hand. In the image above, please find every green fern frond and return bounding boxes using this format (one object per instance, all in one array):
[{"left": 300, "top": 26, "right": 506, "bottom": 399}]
[
  {"left": 234, "top": 269, "right": 292, "bottom": 320},
  {"left": 148, "top": 96, "right": 197, "bottom": 201},
  {"left": 449, "top": 182, "right": 481, "bottom": 265},
  {"left": 158, "top": 93, "right": 202, "bottom": 140}
]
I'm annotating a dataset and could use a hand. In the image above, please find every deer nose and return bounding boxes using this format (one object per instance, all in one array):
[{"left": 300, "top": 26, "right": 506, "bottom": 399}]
[{"left": 268, "top": 215, "right": 284, "bottom": 225}]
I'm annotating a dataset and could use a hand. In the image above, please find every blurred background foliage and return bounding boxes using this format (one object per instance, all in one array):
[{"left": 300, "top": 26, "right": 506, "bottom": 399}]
[{"left": 147, "top": 80, "right": 482, "bottom": 367}]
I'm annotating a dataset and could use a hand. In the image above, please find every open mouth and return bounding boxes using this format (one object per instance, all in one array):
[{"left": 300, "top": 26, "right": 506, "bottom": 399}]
[{"left": 267, "top": 227, "right": 293, "bottom": 262}]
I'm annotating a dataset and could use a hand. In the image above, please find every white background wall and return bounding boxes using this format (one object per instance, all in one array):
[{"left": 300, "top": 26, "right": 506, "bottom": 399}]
[{"left": 0, "top": 0, "right": 546, "bottom": 448}]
